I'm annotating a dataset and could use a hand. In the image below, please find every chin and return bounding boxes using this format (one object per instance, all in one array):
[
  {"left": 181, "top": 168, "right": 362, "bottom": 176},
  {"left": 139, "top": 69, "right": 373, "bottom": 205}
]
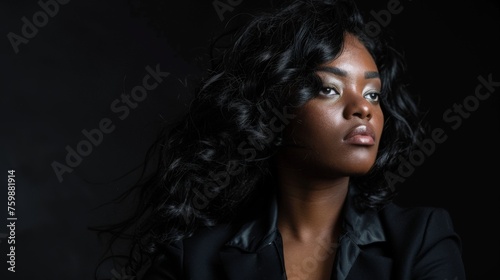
[{"left": 342, "top": 163, "right": 376, "bottom": 177}]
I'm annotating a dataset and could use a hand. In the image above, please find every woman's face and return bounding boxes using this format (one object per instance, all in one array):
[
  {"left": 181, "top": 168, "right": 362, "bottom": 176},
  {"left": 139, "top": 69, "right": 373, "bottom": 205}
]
[{"left": 277, "top": 33, "right": 384, "bottom": 179}]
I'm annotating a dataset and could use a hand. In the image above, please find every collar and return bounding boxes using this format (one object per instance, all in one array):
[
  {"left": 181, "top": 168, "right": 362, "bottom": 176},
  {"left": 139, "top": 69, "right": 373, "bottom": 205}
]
[
  {"left": 335, "top": 185, "right": 387, "bottom": 279},
  {"left": 223, "top": 194, "right": 280, "bottom": 252},
  {"left": 224, "top": 184, "right": 386, "bottom": 251},
  {"left": 220, "top": 185, "right": 388, "bottom": 280}
]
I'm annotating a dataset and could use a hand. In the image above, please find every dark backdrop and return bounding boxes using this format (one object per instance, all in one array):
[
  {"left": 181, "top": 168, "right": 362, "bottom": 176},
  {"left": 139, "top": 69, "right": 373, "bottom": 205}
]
[{"left": 1, "top": 0, "right": 499, "bottom": 279}]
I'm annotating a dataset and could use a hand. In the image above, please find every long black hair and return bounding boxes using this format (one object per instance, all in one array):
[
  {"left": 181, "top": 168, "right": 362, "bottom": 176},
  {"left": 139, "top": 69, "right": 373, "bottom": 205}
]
[{"left": 93, "top": 0, "right": 425, "bottom": 278}]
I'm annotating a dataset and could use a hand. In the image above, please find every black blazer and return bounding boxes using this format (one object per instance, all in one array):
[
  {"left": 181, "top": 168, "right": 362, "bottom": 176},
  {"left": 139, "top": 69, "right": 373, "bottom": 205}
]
[{"left": 139, "top": 187, "right": 466, "bottom": 280}]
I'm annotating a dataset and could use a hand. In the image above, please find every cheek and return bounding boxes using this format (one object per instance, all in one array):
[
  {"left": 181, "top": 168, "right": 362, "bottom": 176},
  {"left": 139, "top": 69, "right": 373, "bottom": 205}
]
[{"left": 298, "top": 106, "right": 344, "bottom": 146}]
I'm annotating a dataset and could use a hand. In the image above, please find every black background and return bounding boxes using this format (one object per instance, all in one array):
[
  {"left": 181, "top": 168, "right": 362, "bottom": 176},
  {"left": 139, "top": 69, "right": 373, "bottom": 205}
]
[{"left": 1, "top": 0, "right": 499, "bottom": 279}]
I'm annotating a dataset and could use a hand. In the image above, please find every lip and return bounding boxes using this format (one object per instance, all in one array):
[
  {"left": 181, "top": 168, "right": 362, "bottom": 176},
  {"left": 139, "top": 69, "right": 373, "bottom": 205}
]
[{"left": 344, "top": 124, "right": 376, "bottom": 146}]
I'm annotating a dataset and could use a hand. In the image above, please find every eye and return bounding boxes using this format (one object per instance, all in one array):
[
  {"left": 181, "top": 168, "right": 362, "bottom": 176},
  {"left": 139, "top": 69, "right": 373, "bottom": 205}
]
[
  {"left": 319, "top": 87, "right": 340, "bottom": 97},
  {"left": 364, "top": 91, "right": 381, "bottom": 103}
]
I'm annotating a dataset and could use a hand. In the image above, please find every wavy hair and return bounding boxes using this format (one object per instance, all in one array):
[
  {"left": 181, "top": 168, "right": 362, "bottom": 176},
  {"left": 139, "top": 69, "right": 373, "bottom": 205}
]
[{"left": 93, "top": 0, "right": 425, "bottom": 278}]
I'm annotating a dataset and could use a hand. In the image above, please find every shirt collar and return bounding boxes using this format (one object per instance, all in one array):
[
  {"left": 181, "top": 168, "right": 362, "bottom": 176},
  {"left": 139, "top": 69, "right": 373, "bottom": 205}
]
[{"left": 224, "top": 184, "right": 386, "bottom": 252}]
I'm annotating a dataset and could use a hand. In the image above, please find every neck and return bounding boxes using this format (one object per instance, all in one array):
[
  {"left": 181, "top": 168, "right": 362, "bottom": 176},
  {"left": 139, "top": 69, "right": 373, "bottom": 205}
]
[{"left": 275, "top": 167, "right": 349, "bottom": 242}]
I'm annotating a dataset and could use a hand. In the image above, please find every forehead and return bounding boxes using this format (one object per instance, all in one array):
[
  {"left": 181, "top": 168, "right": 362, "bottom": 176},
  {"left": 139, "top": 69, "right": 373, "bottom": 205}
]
[{"left": 319, "top": 34, "right": 378, "bottom": 73}]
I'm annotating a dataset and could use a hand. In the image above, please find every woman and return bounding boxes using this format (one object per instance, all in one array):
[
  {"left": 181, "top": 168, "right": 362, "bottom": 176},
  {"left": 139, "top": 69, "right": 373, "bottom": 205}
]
[{"left": 96, "top": 0, "right": 466, "bottom": 279}]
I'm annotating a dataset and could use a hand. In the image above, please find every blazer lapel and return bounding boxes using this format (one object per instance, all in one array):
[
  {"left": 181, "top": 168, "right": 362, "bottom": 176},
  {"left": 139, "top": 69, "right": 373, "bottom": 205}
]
[
  {"left": 335, "top": 234, "right": 393, "bottom": 280},
  {"left": 345, "top": 250, "right": 393, "bottom": 280},
  {"left": 334, "top": 186, "right": 389, "bottom": 280}
]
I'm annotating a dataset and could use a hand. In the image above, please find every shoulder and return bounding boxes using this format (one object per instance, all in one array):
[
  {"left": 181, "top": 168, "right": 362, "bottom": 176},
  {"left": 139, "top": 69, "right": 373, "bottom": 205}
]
[
  {"left": 381, "top": 202, "right": 456, "bottom": 227},
  {"left": 378, "top": 202, "right": 459, "bottom": 240},
  {"left": 374, "top": 202, "right": 466, "bottom": 279}
]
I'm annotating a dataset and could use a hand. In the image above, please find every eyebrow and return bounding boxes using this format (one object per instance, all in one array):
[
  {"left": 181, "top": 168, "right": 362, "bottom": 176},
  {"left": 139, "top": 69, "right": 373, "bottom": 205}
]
[
  {"left": 364, "top": 71, "right": 380, "bottom": 79},
  {"left": 316, "top": 66, "right": 347, "bottom": 77},
  {"left": 316, "top": 66, "right": 380, "bottom": 79}
]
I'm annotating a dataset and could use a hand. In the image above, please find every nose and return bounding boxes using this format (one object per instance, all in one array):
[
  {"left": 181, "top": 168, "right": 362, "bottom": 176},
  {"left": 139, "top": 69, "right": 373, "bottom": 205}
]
[{"left": 343, "top": 92, "right": 372, "bottom": 120}]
